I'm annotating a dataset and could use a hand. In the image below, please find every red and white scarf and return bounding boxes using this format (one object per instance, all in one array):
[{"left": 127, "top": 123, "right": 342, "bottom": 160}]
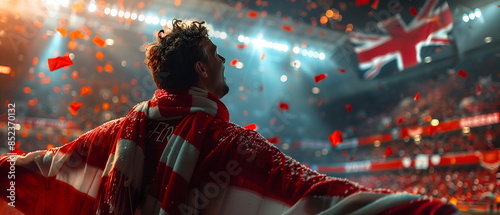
[
  {"left": 95, "top": 87, "right": 229, "bottom": 214},
  {"left": 0, "top": 87, "right": 457, "bottom": 215}
]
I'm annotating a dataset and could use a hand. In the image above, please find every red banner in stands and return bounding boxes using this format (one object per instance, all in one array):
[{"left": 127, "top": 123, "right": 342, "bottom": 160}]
[
  {"left": 317, "top": 150, "right": 495, "bottom": 174},
  {"left": 335, "top": 112, "right": 500, "bottom": 149}
]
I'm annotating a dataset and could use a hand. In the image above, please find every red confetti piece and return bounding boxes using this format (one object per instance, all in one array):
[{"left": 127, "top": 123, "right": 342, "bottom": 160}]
[
  {"left": 344, "top": 104, "right": 352, "bottom": 112},
  {"left": 243, "top": 123, "right": 258, "bottom": 130},
  {"left": 370, "top": 0, "right": 379, "bottom": 9},
  {"left": 28, "top": 98, "right": 37, "bottom": 106},
  {"left": 80, "top": 86, "right": 93, "bottom": 96},
  {"left": 383, "top": 146, "right": 393, "bottom": 158},
  {"left": 105, "top": 64, "right": 114, "bottom": 73},
  {"left": 342, "top": 151, "right": 348, "bottom": 156},
  {"left": 278, "top": 102, "right": 289, "bottom": 111},
  {"left": 69, "top": 30, "right": 84, "bottom": 40},
  {"left": 409, "top": 7, "right": 418, "bottom": 16},
  {"left": 96, "top": 51, "right": 104, "bottom": 60},
  {"left": 400, "top": 127, "right": 409, "bottom": 139},
  {"left": 349, "top": 156, "right": 355, "bottom": 161},
  {"left": 396, "top": 117, "right": 404, "bottom": 125},
  {"left": 56, "top": 27, "right": 67, "bottom": 37},
  {"left": 68, "top": 41, "right": 78, "bottom": 50},
  {"left": 457, "top": 69, "right": 468, "bottom": 78},
  {"left": 476, "top": 83, "right": 482, "bottom": 95},
  {"left": 68, "top": 101, "right": 82, "bottom": 115},
  {"left": 267, "top": 136, "right": 280, "bottom": 144},
  {"left": 355, "top": 0, "right": 370, "bottom": 7},
  {"left": 314, "top": 73, "right": 328, "bottom": 84},
  {"left": 48, "top": 56, "right": 74, "bottom": 71},
  {"left": 235, "top": 43, "right": 248, "bottom": 49},
  {"left": 337, "top": 68, "right": 346, "bottom": 73},
  {"left": 93, "top": 35, "right": 106, "bottom": 47},
  {"left": 281, "top": 24, "right": 294, "bottom": 33},
  {"left": 230, "top": 59, "right": 238, "bottom": 66},
  {"left": 413, "top": 92, "right": 420, "bottom": 100},
  {"left": 247, "top": 10, "right": 259, "bottom": 18},
  {"left": 72, "top": 70, "right": 78, "bottom": 80},
  {"left": 329, "top": 130, "right": 343, "bottom": 146}
]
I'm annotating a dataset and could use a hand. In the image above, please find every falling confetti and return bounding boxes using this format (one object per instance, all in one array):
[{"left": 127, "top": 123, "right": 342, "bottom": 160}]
[
  {"left": 243, "top": 123, "right": 258, "bottom": 130},
  {"left": 400, "top": 127, "right": 409, "bottom": 139},
  {"left": 278, "top": 102, "right": 289, "bottom": 111},
  {"left": 413, "top": 92, "right": 420, "bottom": 100},
  {"left": 27, "top": 98, "right": 37, "bottom": 106},
  {"left": 370, "top": 0, "right": 379, "bottom": 9},
  {"left": 267, "top": 136, "right": 280, "bottom": 144},
  {"left": 396, "top": 117, "right": 404, "bottom": 125},
  {"left": 230, "top": 59, "right": 239, "bottom": 66},
  {"left": 56, "top": 27, "right": 67, "bottom": 37},
  {"left": 67, "top": 41, "right": 78, "bottom": 50},
  {"left": 383, "top": 146, "right": 393, "bottom": 158},
  {"left": 281, "top": 24, "right": 294, "bottom": 33},
  {"left": 337, "top": 69, "right": 346, "bottom": 73},
  {"left": 457, "top": 69, "right": 468, "bottom": 78},
  {"left": 247, "top": 10, "right": 259, "bottom": 18},
  {"left": 72, "top": 71, "right": 78, "bottom": 80},
  {"left": 32, "top": 57, "right": 39, "bottom": 66},
  {"left": 409, "top": 7, "right": 418, "bottom": 16},
  {"left": 342, "top": 151, "right": 348, "bottom": 156},
  {"left": 344, "top": 104, "right": 352, "bottom": 112},
  {"left": 355, "top": 0, "right": 370, "bottom": 7},
  {"left": 329, "top": 130, "right": 343, "bottom": 146},
  {"left": 260, "top": 52, "right": 266, "bottom": 60},
  {"left": 314, "top": 73, "right": 328, "bottom": 84},
  {"left": 235, "top": 43, "right": 248, "bottom": 49},
  {"left": 95, "top": 51, "right": 104, "bottom": 60},
  {"left": 80, "top": 86, "right": 93, "bottom": 96},
  {"left": 93, "top": 35, "right": 106, "bottom": 47},
  {"left": 476, "top": 83, "right": 482, "bottom": 95},
  {"left": 68, "top": 30, "right": 84, "bottom": 40},
  {"left": 68, "top": 101, "right": 82, "bottom": 115},
  {"left": 48, "top": 56, "right": 74, "bottom": 71}
]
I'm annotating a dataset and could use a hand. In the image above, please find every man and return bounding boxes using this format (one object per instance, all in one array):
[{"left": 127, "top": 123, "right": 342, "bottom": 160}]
[{"left": 0, "top": 19, "right": 457, "bottom": 215}]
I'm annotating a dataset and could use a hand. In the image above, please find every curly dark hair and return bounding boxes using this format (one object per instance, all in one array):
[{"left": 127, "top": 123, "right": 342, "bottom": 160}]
[{"left": 144, "top": 19, "right": 209, "bottom": 89}]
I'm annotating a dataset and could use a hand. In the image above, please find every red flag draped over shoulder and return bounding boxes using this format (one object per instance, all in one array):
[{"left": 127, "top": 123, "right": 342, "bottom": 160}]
[{"left": 0, "top": 87, "right": 457, "bottom": 215}]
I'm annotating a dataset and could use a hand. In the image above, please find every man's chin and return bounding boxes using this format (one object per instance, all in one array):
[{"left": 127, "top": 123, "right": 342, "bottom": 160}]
[{"left": 220, "top": 85, "right": 230, "bottom": 99}]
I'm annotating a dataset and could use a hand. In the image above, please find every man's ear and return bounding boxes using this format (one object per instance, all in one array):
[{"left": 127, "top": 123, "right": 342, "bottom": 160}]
[{"left": 195, "top": 61, "right": 208, "bottom": 78}]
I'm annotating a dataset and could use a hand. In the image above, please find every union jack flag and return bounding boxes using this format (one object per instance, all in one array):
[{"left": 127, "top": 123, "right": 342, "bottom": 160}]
[{"left": 350, "top": 0, "right": 454, "bottom": 80}]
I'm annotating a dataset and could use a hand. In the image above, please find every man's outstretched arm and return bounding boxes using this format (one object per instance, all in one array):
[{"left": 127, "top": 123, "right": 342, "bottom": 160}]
[
  {"left": 190, "top": 121, "right": 458, "bottom": 215},
  {"left": 0, "top": 118, "right": 123, "bottom": 215}
]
